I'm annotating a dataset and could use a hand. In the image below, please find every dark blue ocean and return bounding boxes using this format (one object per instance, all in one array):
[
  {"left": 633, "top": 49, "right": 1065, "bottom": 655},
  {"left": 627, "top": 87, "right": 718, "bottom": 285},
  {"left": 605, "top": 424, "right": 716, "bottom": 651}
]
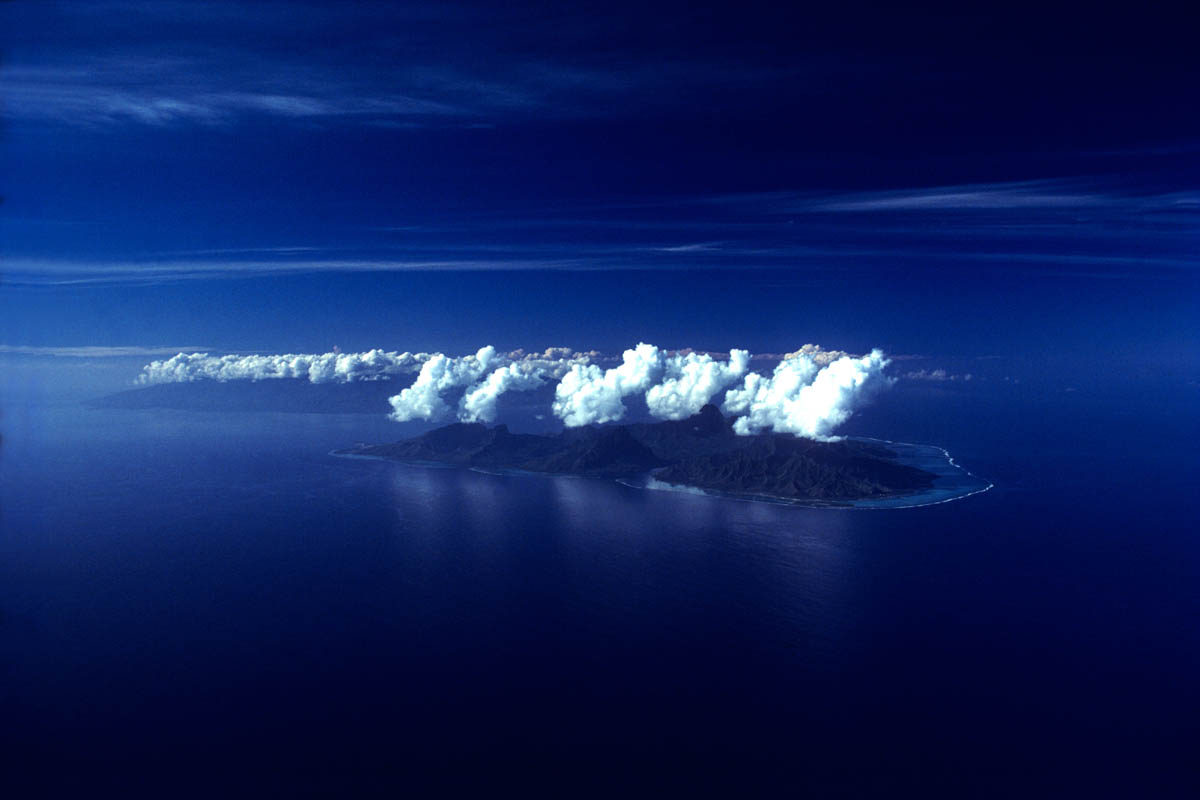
[{"left": 2, "top": 376, "right": 1197, "bottom": 796}]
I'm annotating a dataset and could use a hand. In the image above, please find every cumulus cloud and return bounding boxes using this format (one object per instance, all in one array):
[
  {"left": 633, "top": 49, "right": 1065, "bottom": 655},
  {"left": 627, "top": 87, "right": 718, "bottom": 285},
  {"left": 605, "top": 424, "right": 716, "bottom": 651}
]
[
  {"left": 723, "top": 349, "right": 892, "bottom": 439},
  {"left": 458, "top": 362, "right": 549, "bottom": 422},
  {"left": 778, "top": 344, "right": 849, "bottom": 366},
  {"left": 134, "top": 345, "right": 598, "bottom": 424},
  {"left": 137, "top": 349, "right": 429, "bottom": 384},
  {"left": 644, "top": 349, "right": 750, "bottom": 420},
  {"left": 552, "top": 343, "right": 664, "bottom": 427},
  {"left": 137, "top": 346, "right": 605, "bottom": 387},
  {"left": 388, "top": 347, "right": 604, "bottom": 423},
  {"left": 746, "top": 345, "right": 848, "bottom": 365},
  {"left": 507, "top": 346, "right": 606, "bottom": 364},
  {"left": 384, "top": 342, "right": 759, "bottom": 428},
  {"left": 549, "top": 343, "right": 884, "bottom": 435},
  {"left": 388, "top": 347, "right": 502, "bottom": 422},
  {"left": 133, "top": 341, "right": 894, "bottom": 438}
]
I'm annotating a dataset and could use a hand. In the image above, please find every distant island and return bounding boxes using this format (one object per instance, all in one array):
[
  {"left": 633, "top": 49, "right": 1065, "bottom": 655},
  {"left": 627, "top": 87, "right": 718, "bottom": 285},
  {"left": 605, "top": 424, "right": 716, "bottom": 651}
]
[
  {"left": 92, "top": 378, "right": 401, "bottom": 414},
  {"left": 337, "top": 405, "right": 937, "bottom": 502}
]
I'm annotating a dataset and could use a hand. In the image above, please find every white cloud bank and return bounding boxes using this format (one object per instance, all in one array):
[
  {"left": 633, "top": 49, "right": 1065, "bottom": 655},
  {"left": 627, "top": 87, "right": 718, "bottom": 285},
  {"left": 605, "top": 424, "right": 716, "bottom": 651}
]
[
  {"left": 384, "top": 342, "right": 882, "bottom": 436},
  {"left": 723, "top": 349, "right": 891, "bottom": 438},
  {"left": 552, "top": 343, "right": 665, "bottom": 426},
  {"left": 137, "top": 349, "right": 430, "bottom": 384},
  {"left": 388, "top": 347, "right": 601, "bottom": 423},
  {"left": 388, "top": 346, "right": 501, "bottom": 422},
  {"left": 552, "top": 344, "right": 752, "bottom": 426},
  {"left": 134, "top": 342, "right": 891, "bottom": 437},
  {"left": 460, "top": 362, "right": 551, "bottom": 423}
]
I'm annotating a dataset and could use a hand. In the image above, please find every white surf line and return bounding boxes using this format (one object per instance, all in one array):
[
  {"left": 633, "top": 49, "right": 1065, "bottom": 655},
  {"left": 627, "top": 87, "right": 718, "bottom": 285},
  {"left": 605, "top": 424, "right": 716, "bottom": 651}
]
[
  {"left": 329, "top": 449, "right": 387, "bottom": 461},
  {"left": 621, "top": 455, "right": 993, "bottom": 512},
  {"left": 331, "top": 439, "right": 994, "bottom": 511},
  {"left": 850, "top": 436, "right": 995, "bottom": 509},
  {"left": 328, "top": 449, "right": 454, "bottom": 469}
]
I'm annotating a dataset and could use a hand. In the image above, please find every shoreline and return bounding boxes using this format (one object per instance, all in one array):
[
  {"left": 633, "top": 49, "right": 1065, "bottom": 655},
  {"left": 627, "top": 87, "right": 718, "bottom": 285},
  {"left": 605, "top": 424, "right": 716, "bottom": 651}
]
[{"left": 331, "top": 436, "right": 992, "bottom": 511}]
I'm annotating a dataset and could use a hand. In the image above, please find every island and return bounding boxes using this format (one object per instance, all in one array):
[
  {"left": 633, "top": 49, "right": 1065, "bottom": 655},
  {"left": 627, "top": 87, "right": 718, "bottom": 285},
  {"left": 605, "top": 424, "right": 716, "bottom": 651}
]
[
  {"left": 92, "top": 378, "right": 402, "bottom": 414},
  {"left": 336, "top": 404, "right": 937, "bottom": 502}
]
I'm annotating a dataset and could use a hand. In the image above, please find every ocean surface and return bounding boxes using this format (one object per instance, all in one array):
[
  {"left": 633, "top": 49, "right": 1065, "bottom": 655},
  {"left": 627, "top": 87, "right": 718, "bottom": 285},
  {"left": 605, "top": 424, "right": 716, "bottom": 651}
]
[{"left": 2, "top": 378, "right": 1197, "bottom": 796}]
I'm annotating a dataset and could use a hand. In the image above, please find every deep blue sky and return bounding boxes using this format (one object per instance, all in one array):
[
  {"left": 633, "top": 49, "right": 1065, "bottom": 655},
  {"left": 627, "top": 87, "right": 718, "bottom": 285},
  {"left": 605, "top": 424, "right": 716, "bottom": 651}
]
[{"left": 2, "top": 1, "right": 1197, "bottom": 379}]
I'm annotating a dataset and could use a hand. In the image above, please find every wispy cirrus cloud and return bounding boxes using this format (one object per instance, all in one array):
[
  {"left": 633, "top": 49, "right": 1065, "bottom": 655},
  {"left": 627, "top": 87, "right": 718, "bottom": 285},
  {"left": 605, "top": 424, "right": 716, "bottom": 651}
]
[
  {"left": 810, "top": 180, "right": 1110, "bottom": 211},
  {"left": 651, "top": 242, "right": 725, "bottom": 253},
  {"left": 1, "top": 61, "right": 469, "bottom": 127},
  {"left": 6, "top": 176, "right": 1195, "bottom": 285},
  {"left": 692, "top": 179, "right": 1200, "bottom": 215},
  {"left": 0, "top": 256, "right": 596, "bottom": 286},
  {"left": 0, "top": 344, "right": 213, "bottom": 358},
  {"left": 4, "top": 55, "right": 819, "bottom": 130},
  {"left": 2, "top": 1, "right": 865, "bottom": 130}
]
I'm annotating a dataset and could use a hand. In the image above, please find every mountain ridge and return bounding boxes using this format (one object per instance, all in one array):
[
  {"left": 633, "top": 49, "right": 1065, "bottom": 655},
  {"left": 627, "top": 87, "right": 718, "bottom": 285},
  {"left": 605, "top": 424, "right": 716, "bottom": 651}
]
[{"left": 339, "top": 405, "right": 936, "bottom": 501}]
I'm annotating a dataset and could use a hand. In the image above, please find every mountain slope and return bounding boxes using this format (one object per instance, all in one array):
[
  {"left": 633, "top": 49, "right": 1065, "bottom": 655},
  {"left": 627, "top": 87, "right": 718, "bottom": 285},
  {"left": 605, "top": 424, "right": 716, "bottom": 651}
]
[{"left": 341, "top": 405, "right": 935, "bottom": 500}]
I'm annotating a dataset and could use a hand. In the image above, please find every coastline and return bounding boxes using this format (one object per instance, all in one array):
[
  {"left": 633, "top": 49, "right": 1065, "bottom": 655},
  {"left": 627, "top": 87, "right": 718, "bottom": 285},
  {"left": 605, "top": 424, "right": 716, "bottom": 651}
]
[{"left": 332, "top": 436, "right": 992, "bottom": 510}]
